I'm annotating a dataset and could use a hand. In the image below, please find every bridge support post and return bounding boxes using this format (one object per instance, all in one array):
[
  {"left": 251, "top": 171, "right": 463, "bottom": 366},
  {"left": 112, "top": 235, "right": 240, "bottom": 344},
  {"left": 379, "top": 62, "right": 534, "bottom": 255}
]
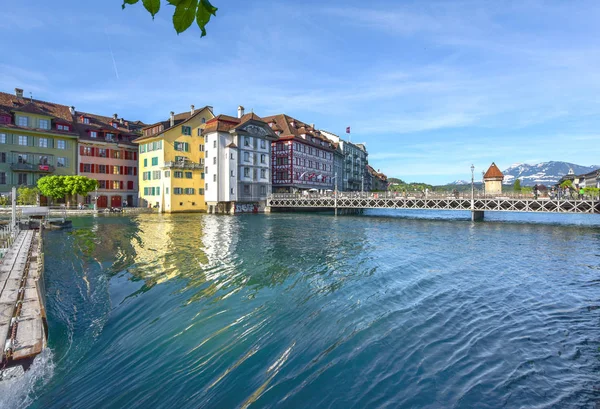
[{"left": 471, "top": 210, "right": 484, "bottom": 221}]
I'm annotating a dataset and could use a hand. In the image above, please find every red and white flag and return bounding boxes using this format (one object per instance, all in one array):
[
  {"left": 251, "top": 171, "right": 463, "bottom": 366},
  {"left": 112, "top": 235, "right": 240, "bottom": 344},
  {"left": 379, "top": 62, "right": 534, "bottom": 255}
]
[{"left": 346, "top": 126, "right": 351, "bottom": 134}]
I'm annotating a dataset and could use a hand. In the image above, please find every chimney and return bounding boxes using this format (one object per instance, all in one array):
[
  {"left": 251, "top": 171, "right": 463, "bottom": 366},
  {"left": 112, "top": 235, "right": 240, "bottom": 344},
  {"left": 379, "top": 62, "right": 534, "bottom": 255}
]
[
  {"left": 113, "top": 113, "right": 118, "bottom": 120},
  {"left": 69, "top": 106, "right": 75, "bottom": 115},
  {"left": 15, "top": 88, "right": 24, "bottom": 98},
  {"left": 310, "top": 123, "right": 315, "bottom": 129},
  {"left": 120, "top": 118, "right": 124, "bottom": 125},
  {"left": 190, "top": 104, "right": 195, "bottom": 115},
  {"left": 237, "top": 105, "right": 245, "bottom": 118},
  {"left": 170, "top": 111, "right": 175, "bottom": 127}
]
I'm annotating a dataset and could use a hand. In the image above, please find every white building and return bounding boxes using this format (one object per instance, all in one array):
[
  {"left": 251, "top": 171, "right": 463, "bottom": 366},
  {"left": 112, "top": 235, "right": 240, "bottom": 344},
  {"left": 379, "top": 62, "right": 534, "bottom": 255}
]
[{"left": 203, "top": 107, "right": 277, "bottom": 214}]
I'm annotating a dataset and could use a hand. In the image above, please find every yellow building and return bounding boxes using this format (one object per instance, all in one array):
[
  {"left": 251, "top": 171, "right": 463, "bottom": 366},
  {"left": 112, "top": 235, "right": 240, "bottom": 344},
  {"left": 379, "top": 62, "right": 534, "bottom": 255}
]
[{"left": 134, "top": 105, "right": 214, "bottom": 213}]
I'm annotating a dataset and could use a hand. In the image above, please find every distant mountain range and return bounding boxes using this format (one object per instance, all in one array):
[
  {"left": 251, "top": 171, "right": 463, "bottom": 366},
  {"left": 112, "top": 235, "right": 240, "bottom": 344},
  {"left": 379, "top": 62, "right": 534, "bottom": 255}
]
[
  {"left": 501, "top": 162, "right": 599, "bottom": 186},
  {"left": 444, "top": 161, "right": 599, "bottom": 187}
]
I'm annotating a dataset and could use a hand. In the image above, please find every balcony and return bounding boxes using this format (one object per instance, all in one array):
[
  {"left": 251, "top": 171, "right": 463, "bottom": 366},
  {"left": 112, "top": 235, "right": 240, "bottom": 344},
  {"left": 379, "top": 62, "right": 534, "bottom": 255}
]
[
  {"left": 10, "top": 163, "right": 55, "bottom": 173},
  {"left": 163, "top": 160, "right": 204, "bottom": 170}
]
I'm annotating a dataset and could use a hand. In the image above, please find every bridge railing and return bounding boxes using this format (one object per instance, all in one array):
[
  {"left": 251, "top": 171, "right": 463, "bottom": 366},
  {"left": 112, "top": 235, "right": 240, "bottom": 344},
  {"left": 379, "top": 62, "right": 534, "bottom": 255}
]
[{"left": 269, "top": 191, "right": 598, "bottom": 201}]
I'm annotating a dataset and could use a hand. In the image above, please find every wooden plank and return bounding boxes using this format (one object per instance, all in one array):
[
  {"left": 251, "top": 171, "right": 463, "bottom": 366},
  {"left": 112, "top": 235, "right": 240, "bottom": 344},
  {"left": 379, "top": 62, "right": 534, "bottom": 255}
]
[{"left": 11, "top": 318, "right": 44, "bottom": 360}]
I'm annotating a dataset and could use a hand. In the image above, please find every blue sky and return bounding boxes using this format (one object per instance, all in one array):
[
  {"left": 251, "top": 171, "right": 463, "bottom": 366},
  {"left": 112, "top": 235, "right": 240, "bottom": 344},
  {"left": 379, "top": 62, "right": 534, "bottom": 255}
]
[{"left": 2, "top": 0, "right": 599, "bottom": 184}]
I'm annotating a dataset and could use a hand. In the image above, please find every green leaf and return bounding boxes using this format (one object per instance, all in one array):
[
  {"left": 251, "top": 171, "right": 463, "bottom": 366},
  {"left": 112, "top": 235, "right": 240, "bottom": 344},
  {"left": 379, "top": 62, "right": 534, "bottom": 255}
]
[
  {"left": 167, "top": 0, "right": 185, "bottom": 5},
  {"left": 200, "top": 0, "right": 217, "bottom": 16},
  {"left": 142, "top": 0, "right": 160, "bottom": 18},
  {"left": 173, "top": 0, "right": 197, "bottom": 34},
  {"left": 122, "top": 0, "right": 139, "bottom": 10}
]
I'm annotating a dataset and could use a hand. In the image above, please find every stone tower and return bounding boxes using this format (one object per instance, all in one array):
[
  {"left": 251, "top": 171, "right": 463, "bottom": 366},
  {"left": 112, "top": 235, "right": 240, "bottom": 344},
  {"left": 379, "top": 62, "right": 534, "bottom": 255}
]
[{"left": 484, "top": 162, "right": 504, "bottom": 195}]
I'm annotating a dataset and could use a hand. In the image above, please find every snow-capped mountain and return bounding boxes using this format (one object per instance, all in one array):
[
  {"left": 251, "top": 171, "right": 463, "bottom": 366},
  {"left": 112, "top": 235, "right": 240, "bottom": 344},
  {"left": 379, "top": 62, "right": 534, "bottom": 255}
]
[
  {"left": 501, "top": 161, "right": 599, "bottom": 186},
  {"left": 447, "top": 180, "right": 470, "bottom": 185}
]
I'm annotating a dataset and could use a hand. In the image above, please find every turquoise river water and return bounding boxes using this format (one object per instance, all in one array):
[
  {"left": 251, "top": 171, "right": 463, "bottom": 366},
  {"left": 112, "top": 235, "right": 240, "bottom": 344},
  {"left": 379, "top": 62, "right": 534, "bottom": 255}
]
[{"left": 1, "top": 210, "right": 600, "bottom": 408}]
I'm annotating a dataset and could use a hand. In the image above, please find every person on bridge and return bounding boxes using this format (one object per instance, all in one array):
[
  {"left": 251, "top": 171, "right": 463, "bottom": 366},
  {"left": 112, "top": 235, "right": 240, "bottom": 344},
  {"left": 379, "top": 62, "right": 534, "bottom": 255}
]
[
  {"left": 533, "top": 184, "right": 539, "bottom": 200},
  {"left": 579, "top": 187, "right": 585, "bottom": 200}
]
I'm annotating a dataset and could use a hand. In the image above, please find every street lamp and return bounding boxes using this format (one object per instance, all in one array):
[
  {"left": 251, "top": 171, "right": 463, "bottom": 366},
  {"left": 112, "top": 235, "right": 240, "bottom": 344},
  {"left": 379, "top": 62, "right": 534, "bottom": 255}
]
[{"left": 471, "top": 164, "right": 475, "bottom": 208}]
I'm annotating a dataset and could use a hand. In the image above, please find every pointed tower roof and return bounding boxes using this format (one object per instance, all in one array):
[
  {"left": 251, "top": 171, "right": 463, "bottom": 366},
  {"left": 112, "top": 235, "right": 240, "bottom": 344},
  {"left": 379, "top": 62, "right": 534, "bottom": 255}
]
[{"left": 483, "top": 162, "right": 504, "bottom": 179}]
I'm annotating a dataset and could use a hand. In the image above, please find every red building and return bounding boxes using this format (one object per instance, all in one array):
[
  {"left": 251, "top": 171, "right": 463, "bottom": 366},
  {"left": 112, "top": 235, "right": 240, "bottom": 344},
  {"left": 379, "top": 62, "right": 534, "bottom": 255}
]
[
  {"left": 262, "top": 114, "right": 335, "bottom": 193},
  {"left": 74, "top": 112, "right": 145, "bottom": 207}
]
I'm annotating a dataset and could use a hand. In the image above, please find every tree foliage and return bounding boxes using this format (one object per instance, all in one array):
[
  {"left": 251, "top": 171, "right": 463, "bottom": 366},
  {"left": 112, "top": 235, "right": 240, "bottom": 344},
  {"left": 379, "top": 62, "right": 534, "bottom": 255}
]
[
  {"left": 513, "top": 179, "right": 521, "bottom": 192},
  {"left": 38, "top": 176, "right": 98, "bottom": 200},
  {"left": 122, "top": 0, "right": 218, "bottom": 36},
  {"left": 17, "top": 186, "right": 38, "bottom": 205},
  {"left": 560, "top": 180, "right": 573, "bottom": 189}
]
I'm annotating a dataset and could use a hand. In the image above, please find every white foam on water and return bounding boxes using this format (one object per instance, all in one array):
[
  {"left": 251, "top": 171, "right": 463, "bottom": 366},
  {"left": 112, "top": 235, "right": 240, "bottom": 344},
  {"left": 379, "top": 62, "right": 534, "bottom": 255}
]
[{"left": 0, "top": 348, "right": 55, "bottom": 409}]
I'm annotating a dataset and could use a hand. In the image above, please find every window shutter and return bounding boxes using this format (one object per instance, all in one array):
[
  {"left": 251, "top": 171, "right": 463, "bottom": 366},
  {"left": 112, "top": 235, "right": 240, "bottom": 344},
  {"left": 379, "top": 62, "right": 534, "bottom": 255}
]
[
  {"left": 107, "top": 149, "right": 111, "bottom": 158},
  {"left": 120, "top": 181, "right": 123, "bottom": 190},
  {"left": 91, "top": 147, "right": 95, "bottom": 156},
  {"left": 80, "top": 163, "right": 84, "bottom": 173},
  {"left": 80, "top": 145, "right": 84, "bottom": 155},
  {"left": 133, "top": 167, "right": 137, "bottom": 176},
  {"left": 134, "top": 152, "right": 137, "bottom": 160}
]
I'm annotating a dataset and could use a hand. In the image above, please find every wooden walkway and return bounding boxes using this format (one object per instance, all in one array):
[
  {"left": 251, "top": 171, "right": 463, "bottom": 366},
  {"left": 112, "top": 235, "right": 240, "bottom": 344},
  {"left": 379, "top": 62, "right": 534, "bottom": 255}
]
[{"left": 0, "top": 229, "right": 46, "bottom": 367}]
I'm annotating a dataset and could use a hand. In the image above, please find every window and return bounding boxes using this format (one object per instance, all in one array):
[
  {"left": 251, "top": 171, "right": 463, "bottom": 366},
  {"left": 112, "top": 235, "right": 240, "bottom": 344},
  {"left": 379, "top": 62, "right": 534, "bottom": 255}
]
[
  {"left": 260, "top": 186, "right": 267, "bottom": 195},
  {"left": 173, "top": 188, "right": 183, "bottom": 195},
  {"left": 0, "top": 133, "right": 5, "bottom": 144},
  {"left": 230, "top": 153, "right": 234, "bottom": 160},
  {"left": 39, "top": 155, "right": 49, "bottom": 165},
  {"left": 199, "top": 188, "right": 205, "bottom": 195},
  {"left": 205, "top": 183, "right": 208, "bottom": 190},
  {"left": 213, "top": 140, "right": 217, "bottom": 148},
  {"left": 57, "top": 140, "right": 66, "bottom": 149},
  {"left": 182, "top": 126, "right": 191, "bottom": 135},
  {"left": 0, "top": 152, "right": 5, "bottom": 163},
  {"left": 17, "top": 116, "right": 28, "bottom": 127},
  {"left": 213, "top": 157, "right": 216, "bottom": 165},
  {"left": 174, "top": 171, "right": 183, "bottom": 178},
  {"left": 98, "top": 164, "right": 106, "bottom": 173},
  {"left": 165, "top": 171, "right": 171, "bottom": 177},
  {"left": 230, "top": 170, "right": 234, "bottom": 177},
  {"left": 166, "top": 187, "right": 169, "bottom": 194},
  {"left": 231, "top": 188, "right": 234, "bottom": 195},
  {"left": 112, "top": 122, "right": 118, "bottom": 128},
  {"left": 143, "top": 158, "right": 148, "bottom": 167},
  {"left": 174, "top": 142, "right": 189, "bottom": 152},
  {"left": 185, "top": 172, "right": 192, "bottom": 179},
  {"left": 83, "top": 117, "right": 90, "bottom": 124},
  {"left": 99, "top": 180, "right": 106, "bottom": 189},
  {"left": 38, "top": 119, "right": 50, "bottom": 129},
  {"left": 83, "top": 164, "right": 92, "bottom": 173},
  {"left": 184, "top": 188, "right": 195, "bottom": 195},
  {"left": 153, "top": 170, "right": 161, "bottom": 180},
  {"left": 244, "top": 168, "right": 250, "bottom": 177},
  {"left": 260, "top": 154, "right": 266, "bottom": 164},
  {"left": 260, "top": 140, "right": 266, "bottom": 149},
  {"left": 18, "top": 135, "right": 28, "bottom": 146},
  {"left": 112, "top": 150, "right": 122, "bottom": 159},
  {"left": 112, "top": 181, "right": 120, "bottom": 190},
  {"left": 57, "top": 157, "right": 66, "bottom": 167},
  {"left": 243, "top": 185, "right": 250, "bottom": 195},
  {"left": 244, "top": 152, "right": 250, "bottom": 162},
  {"left": 213, "top": 174, "right": 216, "bottom": 182},
  {"left": 18, "top": 173, "right": 28, "bottom": 185},
  {"left": 260, "top": 169, "right": 266, "bottom": 179},
  {"left": 201, "top": 117, "right": 206, "bottom": 124},
  {"left": 106, "top": 133, "right": 114, "bottom": 141},
  {"left": 0, "top": 172, "right": 5, "bottom": 184},
  {"left": 175, "top": 156, "right": 186, "bottom": 162},
  {"left": 244, "top": 137, "right": 249, "bottom": 147},
  {"left": 98, "top": 148, "right": 107, "bottom": 157},
  {"left": 57, "top": 124, "right": 70, "bottom": 131},
  {"left": 38, "top": 138, "right": 48, "bottom": 148},
  {"left": 111, "top": 166, "right": 118, "bottom": 175},
  {"left": 151, "top": 157, "right": 158, "bottom": 166}
]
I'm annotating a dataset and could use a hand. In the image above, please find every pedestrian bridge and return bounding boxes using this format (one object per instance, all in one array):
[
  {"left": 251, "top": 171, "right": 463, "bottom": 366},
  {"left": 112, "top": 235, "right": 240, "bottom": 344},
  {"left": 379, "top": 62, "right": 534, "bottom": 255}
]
[{"left": 267, "top": 192, "right": 600, "bottom": 220}]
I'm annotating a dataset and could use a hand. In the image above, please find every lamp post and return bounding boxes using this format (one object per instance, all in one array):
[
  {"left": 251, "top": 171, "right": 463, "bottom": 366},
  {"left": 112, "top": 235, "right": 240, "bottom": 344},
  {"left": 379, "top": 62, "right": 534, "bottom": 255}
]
[{"left": 471, "top": 164, "right": 475, "bottom": 210}]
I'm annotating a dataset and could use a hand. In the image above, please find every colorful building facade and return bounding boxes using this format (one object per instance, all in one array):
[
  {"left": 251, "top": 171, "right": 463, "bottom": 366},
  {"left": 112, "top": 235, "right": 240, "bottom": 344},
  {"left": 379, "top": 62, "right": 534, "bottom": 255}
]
[
  {"left": 0, "top": 89, "right": 77, "bottom": 198},
  {"left": 203, "top": 108, "right": 276, "bottom": 213},
  {"left": 134, "top": 105, "right": 214, "bottom": 213},
  {"left": 74, "top": 112, "right": 143, "bottom": 208},
  {"left": 262, "top": 114, "right": 335, "bottom": 193}
]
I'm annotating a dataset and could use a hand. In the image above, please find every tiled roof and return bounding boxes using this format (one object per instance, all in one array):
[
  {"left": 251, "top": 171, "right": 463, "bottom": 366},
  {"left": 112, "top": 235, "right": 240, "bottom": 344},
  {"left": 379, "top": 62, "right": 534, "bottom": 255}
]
[
  {"left": 136, "top": 106, "right": 213, "bottom": 142},
  {"left": 261, "top": 114, "right": 334, "bottom": 150},
  {"left": 74, "top": 111, "right": 144, "bottom": 146},
  {"left": 483, "top": 162, "right": 504, "bottom": 179}
]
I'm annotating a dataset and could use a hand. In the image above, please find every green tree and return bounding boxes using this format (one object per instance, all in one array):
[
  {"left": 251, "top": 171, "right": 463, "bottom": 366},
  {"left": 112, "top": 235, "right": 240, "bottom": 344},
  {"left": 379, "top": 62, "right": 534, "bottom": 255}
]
[
  {"left": 37, "top": 176, "right": 98, "bottom": 202},
  {"left": 122, "top": 0, "right": 218, "bottom": 36},
  {"left": 513, "top": 179, "right": 521, "bottom": 192},
  {"left": 17, "top": 186, "right": 38, "bottom": 205},
  {"left": 560, "top": 180, "right": 573, "bottom": 189}
]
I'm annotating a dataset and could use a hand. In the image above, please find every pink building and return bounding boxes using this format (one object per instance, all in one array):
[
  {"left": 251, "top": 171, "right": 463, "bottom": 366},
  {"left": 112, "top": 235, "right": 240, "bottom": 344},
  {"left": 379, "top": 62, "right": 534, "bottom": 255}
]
[{"left": 74, "top": 112, "right": 145, "bottom": 208}]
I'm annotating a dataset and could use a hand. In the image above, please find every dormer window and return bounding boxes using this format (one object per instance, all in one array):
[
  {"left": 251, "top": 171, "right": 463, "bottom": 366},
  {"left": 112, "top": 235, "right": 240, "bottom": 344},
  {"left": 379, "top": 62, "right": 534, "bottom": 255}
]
[
  {"left": 81, "top": 116, "right": 90, "bottom": 124},
  {"left": 57, "top": 124, "right": 70, "bottom": 131},
  {"left": 17, "top": 116, "right": 28, "bottom": 127},
  {"left": 90, "top": 131, "right": 97, "bottom": 138},
  {"left": 112, "top": 122, "right": 118, "bottom": 128}
]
